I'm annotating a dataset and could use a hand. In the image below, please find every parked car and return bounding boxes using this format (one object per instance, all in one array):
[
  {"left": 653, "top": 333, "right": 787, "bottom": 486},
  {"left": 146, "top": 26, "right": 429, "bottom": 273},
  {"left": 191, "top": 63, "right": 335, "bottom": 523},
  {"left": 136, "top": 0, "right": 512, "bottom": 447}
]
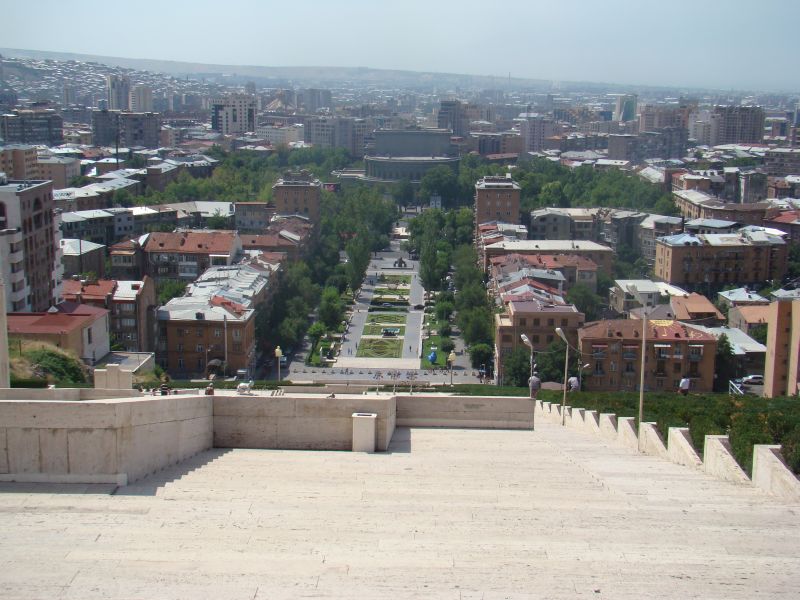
[{"left": 742, "top": 374, "right": 764, "bottom": 385}]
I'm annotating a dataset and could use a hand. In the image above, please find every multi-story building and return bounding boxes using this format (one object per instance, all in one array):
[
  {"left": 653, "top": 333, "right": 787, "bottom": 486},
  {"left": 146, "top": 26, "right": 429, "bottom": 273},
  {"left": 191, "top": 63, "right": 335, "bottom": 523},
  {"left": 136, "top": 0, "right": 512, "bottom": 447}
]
[
  {"left": 714, "top": 105, "right": 765, "bottom": 145},
  {"left": 764, "top": 148, "right": 800, "bottom": 177},
  {"left": 638, "top": 104, "right": 685, "bottom": 132},
  {"left": 62, "top": 276, "right": 156, "bottom": 352},
  {"left": 37, "top": 156, "right": 80, "bottom": 189},
  {"left": 271, "top": 170, "right": 322, "bottom": 223},
  {"left": 211, "top": 95, "right": 256, "bottom": 135},
  {"left": 92, "top": 110, "right": 161, "bottom": 148},
  {"left": 529, "top": 207, "right": 601, "bottom": 241},
  {"left": 0, "top": 109, "right": 64, "bottom": 145},
  {"left": 235, "top": 202, "right": 274, "bottom": 233},
  {"left": 517, "top": 113, "right": 555, "bottom": 153},
  {"left": 717, "top": 287, "right": 769, "bottom": 311},
  {"left": 608, "top": 279, "right": 688, "bottom": 315},
  {"left": 614, "top": 94, "right": 638, "bottom": 122},
  {"left": 254, "top": 124, "right": 304, "bottom": 146},
  {"left": 637, "top": 214, "right": 684, "bottom": 265},
  {"left": 672, "top": 189, "right": 772, "bottom": 225},
  {"left": 438, "top": 100, "right": 470, "bottom": 138},
  {"left": 763, "top": 299, "right": 800, "bottom": 397},
  {"left": 0, "top": 145, "right": 39, "bottom": 180},
  {"left": 128, "top": 85, "right": 153, "bottom": 113},
  {"left": 489, "top": 253, "right": 599, "bottom": 293},
  {"left": 304, "top": 116, "right": 369, "bottom": 157},
  {"left": 482, "top": 239, "right": 614, "bottom": 275},
  {"left": 494, "top": 299, "right": 585, "bottom": 385},
  {"left": 608, "top": 128, "right": 687, "bottom": 163},
  {"left": 0, "top": 177, "right": 61, "bottom": 312},
  {"left": 475, "top": 175, "right": 521, "bottom": 230},
  {"left": 106, "top": 75, "right": 131, "bottom": 110},
  {"left": 654, "top": 231, "right": 787, "bottom": 292},
  {"left": 60, "top": 238, "right": 106, "bottom": 279},
  {"left": 143, "top": 230, "right": 242, "bottom": 281},
  {"left": 578, "top": 319, "right": 717, "bottom": 393},
  {"left": 363, "top": 128, "right": 459, "bottom": 184}
]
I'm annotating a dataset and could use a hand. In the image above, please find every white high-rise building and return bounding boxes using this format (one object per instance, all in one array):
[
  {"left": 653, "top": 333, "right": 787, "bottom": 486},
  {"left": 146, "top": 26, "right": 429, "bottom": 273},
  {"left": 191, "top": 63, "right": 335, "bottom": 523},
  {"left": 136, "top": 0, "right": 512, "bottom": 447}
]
[
  {"left": 106, "top": 75, "right": 130, "bottom": 111},
  {"left": 516, "top": 113, "right": 555, "bottom": 153},
  {"left": 129, "top": 85, "right": 153, "bottom": 112},
  {"left": 211, "top": 95, "right": 256, "bottom": 135}
]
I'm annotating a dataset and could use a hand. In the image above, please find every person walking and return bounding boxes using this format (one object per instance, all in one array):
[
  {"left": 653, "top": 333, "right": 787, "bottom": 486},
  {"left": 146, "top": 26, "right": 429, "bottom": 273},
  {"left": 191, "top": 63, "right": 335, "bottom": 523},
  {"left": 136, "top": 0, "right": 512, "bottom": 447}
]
[
  {"left": 568, "top": 375, "right": 579, "bottom": 392},
  {"left": 678, "top": 376, "right": 690, "bottom": 396},
  {"left": 528, "top": 372, "right": 542, "bottom": 399}
]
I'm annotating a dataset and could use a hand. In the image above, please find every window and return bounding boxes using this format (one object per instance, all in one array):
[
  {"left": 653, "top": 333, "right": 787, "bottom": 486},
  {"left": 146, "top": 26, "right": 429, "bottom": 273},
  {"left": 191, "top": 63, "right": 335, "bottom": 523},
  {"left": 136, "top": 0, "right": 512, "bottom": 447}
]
[
  {"left": 87, "top": 328, "right": 93, "bottom": 344},
  {"left": 547, "top": 319, "right": 554, "bottom": 326},
  {"left": 519, "top": 318, "right": 526, "bottom": 326},
  {"left": 177, "top": 343, "right": 184, "bottom": 352},
  {"left": 177, "top": 328, "right": 185, "bottom": 338},
  {"left": 233, "top": 329, "right": 242, "bottom": 340},
  {"left": 533, "top": 318, "right": 540, "bottom": 326},
  {"left": 547, "top": 335, "right": 553, "bottom": 343},
  {"left": 196, "top": 344, "right": 204, "bottom": 353},
  {"left": 561, "top": 319, "right": 568, "bottom": 326},
  {"left": 232, "top": 342, "right": 242, "bottom": 352},
  {"left": 197, "top": 328, "right": 203, "bottom": 337},
  {"left": 121, "top": 318, "right": 136, "bottom": 328},
  {"left": 594, "top": 361, "right": 605, "bottom": 375},
  {"left": 532, "top": 335, "right": 540, "bottom": 343},
  {"left": 178, "top": 358, "right": 184, "bottom": 369},
  {"left": 214, "top": 328, "right": 222, "bottom": 337},
  {"left": 674, "top": 362, "right": 682, "bottom": 373},
  {"left": 625, "top": 361, "right": 635, "bottom": 373}
]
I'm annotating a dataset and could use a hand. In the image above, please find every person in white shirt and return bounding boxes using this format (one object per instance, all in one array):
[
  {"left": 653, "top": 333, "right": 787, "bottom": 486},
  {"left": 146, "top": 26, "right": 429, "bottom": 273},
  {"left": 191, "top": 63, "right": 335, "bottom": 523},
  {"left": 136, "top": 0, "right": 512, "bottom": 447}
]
[{"left": 678, "top": 376, "right": 690, "bottom": 396}]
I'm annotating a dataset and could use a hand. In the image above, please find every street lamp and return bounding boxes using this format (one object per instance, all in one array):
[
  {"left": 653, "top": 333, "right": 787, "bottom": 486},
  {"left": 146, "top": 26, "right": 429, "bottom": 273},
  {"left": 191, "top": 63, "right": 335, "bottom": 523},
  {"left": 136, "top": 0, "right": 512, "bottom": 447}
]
[
  {"left": 448, "top": 350, "right": 456, "bottom": 387},
  {"left": 274, "top": 346, "right": 282, "bottom": 383},
  {"left": 555, "top": 327, "right": 569, "bottom": 426},
  {"left": 629, "top": 284, "right": 647, "bottom": 438},
  {"left": 520, "top": 334, "right": 535, "bottom": 379}
]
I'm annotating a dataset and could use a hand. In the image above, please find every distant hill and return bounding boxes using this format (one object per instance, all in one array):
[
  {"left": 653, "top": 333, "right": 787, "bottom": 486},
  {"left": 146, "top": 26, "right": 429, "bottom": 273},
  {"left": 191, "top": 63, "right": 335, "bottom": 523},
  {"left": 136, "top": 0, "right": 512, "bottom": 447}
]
[{"left": 0, "top": 47, "right": 651, "bottom": 93}]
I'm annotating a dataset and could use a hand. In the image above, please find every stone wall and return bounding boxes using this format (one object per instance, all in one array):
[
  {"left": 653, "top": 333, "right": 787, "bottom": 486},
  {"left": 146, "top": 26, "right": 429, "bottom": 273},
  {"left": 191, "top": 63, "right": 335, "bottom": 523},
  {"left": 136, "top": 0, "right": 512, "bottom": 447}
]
[{"left": 396, "top": 395, "right": 535, "bottom": 429}]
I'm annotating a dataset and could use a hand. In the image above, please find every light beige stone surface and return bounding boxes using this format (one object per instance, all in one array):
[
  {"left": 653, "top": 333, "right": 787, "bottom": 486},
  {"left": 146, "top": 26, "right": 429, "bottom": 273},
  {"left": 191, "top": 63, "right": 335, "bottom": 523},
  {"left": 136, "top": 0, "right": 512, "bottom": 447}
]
[{"left": 1, "top": 424, "right": 799, "bottom": 599}]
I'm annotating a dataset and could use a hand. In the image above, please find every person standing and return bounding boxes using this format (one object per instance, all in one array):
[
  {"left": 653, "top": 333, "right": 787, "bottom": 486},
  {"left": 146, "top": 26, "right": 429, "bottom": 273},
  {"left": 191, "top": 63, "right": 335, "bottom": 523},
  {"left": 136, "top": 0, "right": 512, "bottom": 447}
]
[
  {"left": 568, "top": 375, "right": 579, "bottom": 392},
  {"left": 528, "top": 372, "right": 542, "bottom": 399},
  {"left": 678, "top": 376, "right": 690, "bottom": 396}
]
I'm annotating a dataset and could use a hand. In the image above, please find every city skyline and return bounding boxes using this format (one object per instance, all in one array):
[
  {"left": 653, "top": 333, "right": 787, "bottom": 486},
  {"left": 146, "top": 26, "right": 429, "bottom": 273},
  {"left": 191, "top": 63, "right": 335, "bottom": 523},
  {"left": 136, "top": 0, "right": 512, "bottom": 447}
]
[{"left": 4, "top": 0, "right": 800, "bottom": 93}]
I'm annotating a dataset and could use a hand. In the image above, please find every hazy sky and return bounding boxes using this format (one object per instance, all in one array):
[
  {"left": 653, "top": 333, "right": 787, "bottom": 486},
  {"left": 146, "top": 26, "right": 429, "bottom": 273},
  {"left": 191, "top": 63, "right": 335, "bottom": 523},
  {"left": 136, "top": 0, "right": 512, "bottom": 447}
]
[{"left": 4, "top": 0, "right": 799, "bottom": 91}]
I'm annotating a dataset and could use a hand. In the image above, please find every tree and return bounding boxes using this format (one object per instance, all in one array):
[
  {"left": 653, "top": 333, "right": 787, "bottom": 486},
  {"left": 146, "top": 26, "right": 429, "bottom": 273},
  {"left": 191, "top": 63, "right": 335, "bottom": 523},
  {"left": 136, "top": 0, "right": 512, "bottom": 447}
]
[
  {"left": 504, "top": 347, "right": 531, "bottom": 387},
  {"left": 318, "top": 287, "right": 344, "bottom": 329},
  {"left": 435, "top": 300, "right": 454, "bottom": 321},
  {"left": 714, "top": 333, "right": 738, "bottom": 392},
  {"left": 420, "top": 165, "right": 459, "bottom": 206},
  {"left": 206, "top": 209, "right": 229, "bottom": 230},
  {"left": 157, "top": 279, "right": 187, "bottom": 305},
  {"left": 469, "top": 343, "right": 493, "bottom": 369},
  {"left": 394, "top": 178, "right": 414, "bottom": 207},
  {"left": 307, "top": 322, "right": 326, "bottom": 347},
  {"left": 750, "top": 324, "right": 768, "bottom": 345},
  {"left": 566, "top": 283, "right": 602, "bottom": 322}
]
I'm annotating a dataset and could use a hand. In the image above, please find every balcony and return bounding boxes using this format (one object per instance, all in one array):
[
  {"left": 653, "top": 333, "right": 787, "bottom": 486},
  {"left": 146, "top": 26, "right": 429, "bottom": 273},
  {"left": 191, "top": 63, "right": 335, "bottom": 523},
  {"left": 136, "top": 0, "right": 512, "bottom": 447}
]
[
  {"left": 591, "top": 351, "right": 607, "bottom": 359},
  {"left": 688, "top": 354, "right": 702, "bottom": 362},
  {"left": 622, "top": 351, "right": 637, "bottom": 360}
]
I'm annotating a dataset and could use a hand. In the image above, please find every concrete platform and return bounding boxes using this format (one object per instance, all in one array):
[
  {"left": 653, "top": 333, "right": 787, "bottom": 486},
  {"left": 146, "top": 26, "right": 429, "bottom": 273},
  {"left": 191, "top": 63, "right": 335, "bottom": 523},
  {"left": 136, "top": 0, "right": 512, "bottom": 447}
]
[{"left": 1, "top": 424, "right": 799, "bottom": 599}]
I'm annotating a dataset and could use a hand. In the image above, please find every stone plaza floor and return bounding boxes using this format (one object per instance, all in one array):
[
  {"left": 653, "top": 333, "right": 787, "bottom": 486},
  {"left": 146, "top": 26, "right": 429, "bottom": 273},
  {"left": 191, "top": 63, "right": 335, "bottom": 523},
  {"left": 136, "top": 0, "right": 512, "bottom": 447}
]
[{"left": 1, "top": 423, "right": 799, "bottom": 599}]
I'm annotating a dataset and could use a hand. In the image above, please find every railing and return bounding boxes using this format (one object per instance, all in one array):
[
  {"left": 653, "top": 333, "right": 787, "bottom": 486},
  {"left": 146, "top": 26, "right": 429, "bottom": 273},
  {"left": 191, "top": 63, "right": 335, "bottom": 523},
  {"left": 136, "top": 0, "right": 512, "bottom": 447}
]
[{"left": 729, "top": 380, "right": 745, "bottom": 395}]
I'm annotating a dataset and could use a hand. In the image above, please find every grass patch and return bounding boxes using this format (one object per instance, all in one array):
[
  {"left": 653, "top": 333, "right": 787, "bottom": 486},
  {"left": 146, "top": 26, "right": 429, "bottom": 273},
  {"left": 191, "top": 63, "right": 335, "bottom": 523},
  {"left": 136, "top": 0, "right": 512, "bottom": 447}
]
[
  {"left": 367, "top": 313, "right": 407, "bottom": 325},
  {"left": 379, "top": 274, "right": 411, "bottom": 284},
  {"left": 374, "top": 287, "right": 409, "bottom": 296},
  {"left": 421, "top": 336, "right": 449, "bottom": 368},
  {"left": 357, "top": 338, "right": 403, "bottom": 358},
  {"left": 368, "top": 306, "right": 408, "bottom": 313},
  {"left": 363, "top": 324, "right": 406, "bottom": 336}
]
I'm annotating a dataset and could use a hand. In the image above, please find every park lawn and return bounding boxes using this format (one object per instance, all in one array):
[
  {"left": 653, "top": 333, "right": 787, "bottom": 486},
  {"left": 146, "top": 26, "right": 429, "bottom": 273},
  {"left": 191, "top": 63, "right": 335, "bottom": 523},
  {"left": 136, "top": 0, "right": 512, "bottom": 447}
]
[
  {"left": 362, "top": 324, "right": 406, "bottom": 336},
  {"left": 421, "top": 335, "right": 449, "bottom": 368},
  {"left": 374, "top": 287, "right": 409, "bottom": 296},
  {"left": 356, "top": 338, "right": 404, "bottom": 359},
  {"left": 367, "top": 313, "right": 406, "bottom": 325},
  {"left": 380, "top": 274, "right": 411, "bottom": 284}
]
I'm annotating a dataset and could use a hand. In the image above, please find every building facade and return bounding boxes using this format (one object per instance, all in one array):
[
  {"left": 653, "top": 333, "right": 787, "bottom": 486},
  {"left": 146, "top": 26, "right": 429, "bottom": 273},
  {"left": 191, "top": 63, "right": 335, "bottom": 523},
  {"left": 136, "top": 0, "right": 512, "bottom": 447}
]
[
  {"left": 578, "top": 319, "right": 716, "bottom": 393},
  {"left": 475, "top": 176, "right": 521, "bottom": 229},
  {"left": 211, "top": 95, "right": 256, "bottom": 136},
  {"left": 271, "top": 170, "right": 322, "bottom": 223}
]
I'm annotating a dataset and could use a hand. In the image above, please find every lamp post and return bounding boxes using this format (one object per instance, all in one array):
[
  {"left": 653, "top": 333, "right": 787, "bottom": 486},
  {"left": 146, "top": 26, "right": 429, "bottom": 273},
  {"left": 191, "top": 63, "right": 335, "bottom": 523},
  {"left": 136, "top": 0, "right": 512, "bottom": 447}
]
[
  {"left": 274, "top": 346, "right": 282, "bottom": 383},
  {"left": 629, "top": 284, "right": 647, "bottom": 439},
  {"left": 555, "top": 327, "right": 569, "bottom": 426},
  {"left": 520, "top": 334, "right": 535, "bottom": 380},
  {"left": 448, "top": 350, "right": 456, "bottom": 387}
]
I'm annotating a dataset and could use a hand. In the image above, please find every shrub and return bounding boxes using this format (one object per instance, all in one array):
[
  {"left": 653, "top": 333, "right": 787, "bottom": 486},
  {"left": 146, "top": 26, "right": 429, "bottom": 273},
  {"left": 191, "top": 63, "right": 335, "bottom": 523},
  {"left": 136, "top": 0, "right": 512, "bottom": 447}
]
[{"left": 441, "top": 338, "right": 455, "bottom": 353}]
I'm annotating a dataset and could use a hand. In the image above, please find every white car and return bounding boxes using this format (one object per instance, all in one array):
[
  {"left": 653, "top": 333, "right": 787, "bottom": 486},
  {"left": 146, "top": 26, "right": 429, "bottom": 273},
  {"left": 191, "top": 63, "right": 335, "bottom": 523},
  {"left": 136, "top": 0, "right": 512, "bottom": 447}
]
[{"left": 741, "top": 375, "right": 764, "bottom": 385}]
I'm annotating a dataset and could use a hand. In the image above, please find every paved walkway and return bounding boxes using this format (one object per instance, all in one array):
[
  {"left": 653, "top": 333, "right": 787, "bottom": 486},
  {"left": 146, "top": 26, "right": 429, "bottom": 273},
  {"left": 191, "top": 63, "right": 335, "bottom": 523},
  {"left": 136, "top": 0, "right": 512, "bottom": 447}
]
[{"left": 1, "top": 424, "right": 798, "bottom": 598}]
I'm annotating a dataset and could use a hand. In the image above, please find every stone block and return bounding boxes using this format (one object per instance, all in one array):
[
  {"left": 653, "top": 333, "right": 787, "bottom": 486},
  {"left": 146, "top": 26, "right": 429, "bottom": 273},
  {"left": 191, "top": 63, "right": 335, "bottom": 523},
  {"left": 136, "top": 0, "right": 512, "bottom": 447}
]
[
  {"left": 667, "top": 427, "right": 702, "bottom": 469},
  {"left": 599, "top": 413, "right": 617, "bottom": 441},
  {"left": 617, "top": 417, "right": 638, "bottom": 450},
  {"left": 67, "top": 429, "right": 117, "bottom": 475},
  {"left": 638, "top": 422, "right": 668, "bottom": 459},
  {"left": 39, "top": 429, "right": 68, "bottom": 474},
  {"left": 751, "top": 444, "right": 800, "bottom": 500},
  {"left": 583, "top": 410, "right": 600, "bottom": 434},
  {"left": 7, "top": 428, "right": 40, "bottom": 473},
  {"left": 352, "top": 412, "right": 377, "bottom": 452},
  {"left": 569, "top": 407, "right": 584, "bottom": 430},
  {"left": 703, "top": 435, "right": 749, "bottom": 485}
]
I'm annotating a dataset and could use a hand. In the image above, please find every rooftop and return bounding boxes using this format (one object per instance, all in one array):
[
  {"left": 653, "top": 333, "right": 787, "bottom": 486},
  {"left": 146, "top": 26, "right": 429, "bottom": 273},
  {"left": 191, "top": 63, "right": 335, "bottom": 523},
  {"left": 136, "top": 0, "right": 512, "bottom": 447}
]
[
  {"left": 485, "top": 239, "right": 612, "bottom": 252},
  {"left": 0, "top": 424, "right": 796, "bottom": 598},
  {"left": 718, "top": 287, "right": 768, "bottom": 304}
]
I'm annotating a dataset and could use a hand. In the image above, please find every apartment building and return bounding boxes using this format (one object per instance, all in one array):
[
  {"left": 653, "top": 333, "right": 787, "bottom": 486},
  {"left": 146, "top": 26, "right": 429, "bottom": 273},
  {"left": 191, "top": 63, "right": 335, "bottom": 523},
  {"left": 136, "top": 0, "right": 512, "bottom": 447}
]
[
  {"left": 764, "top": 148, "right": 800, "bottom": 177},
  {"left": 482, "top": 239, "right": 614, "bottom": 276},
  {"left": 763, "top": 299, "right": 800, "bottom": 397},
  {"left": 517, "top": 113, "right": 555, "bottom": 153},
  {"left": 0, "top": 109, "right": 64, "bottom": 145},
  {"left": 673, "top": 189, "right": 771, "bottom": 225},
  {"left": 0, "top": 145, "right": 39, "bottom": 180},
  {"left": 92, "top": 110, "right": 161, "bottom": 148},
  {"left": 37, "top": 156, "right": 80, "bottom": 189},
  {"left": 494, "top": 299, "right": 585, "bottom": 385},
  {"left": 654, "top": 231, "right": 787, "bottom": 292},
  {"left": 211, "top": 95, "right": 256, "bottom": 136},
  {"left": 488, "top": 253, "right": 599, "bottom": 294},
  {"left": 62, "top": 276, "right": 156, "bottom": 352},
  {"left": 128, "top": 85, "right": 153, "bottom": 113},
  {"left": 143, "top": 230, "right": 242, "bottom": 281},
  {"left": 0, "top": 177, "right": 62, "bottom": 312},
  {"left": 637, "top": 214, "right": 684, "bottom": 265},
  {"left": 59, "top": 239, "right": 106, "bottom": 279},
  {"left": 529, "top": 207, "right": 601, "bottom": 241},
  {"left": 235, "top": 202, "right": 274, "bottom": 233},
  {"left": 474, "top": 176, "right": 521, "bottom": 231},
  {"left": 578, "top": 319, "right": 716, "bottom": 393},
  {"left": 106, "top": 75, "right": 130, "bottom": 110},
  {"left": 271, "top": 170, "right": 322, "bottom": 223},
  {"left": 714, "top": 105, "right": 765, "bottom": 144}
]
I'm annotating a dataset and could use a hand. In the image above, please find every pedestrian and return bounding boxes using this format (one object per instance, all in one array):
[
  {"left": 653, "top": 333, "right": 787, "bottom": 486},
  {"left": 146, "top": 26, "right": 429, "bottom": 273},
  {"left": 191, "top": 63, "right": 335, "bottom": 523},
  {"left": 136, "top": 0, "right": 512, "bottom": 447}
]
[
  {"left": 528, "top": 372, "right": 542, "bottom": 399},
  {"left": 568, "top": 375, "right": 579, "bottom": 392},
  {"left": 678, "top": 375, "right": 690, "bottom": 396}
]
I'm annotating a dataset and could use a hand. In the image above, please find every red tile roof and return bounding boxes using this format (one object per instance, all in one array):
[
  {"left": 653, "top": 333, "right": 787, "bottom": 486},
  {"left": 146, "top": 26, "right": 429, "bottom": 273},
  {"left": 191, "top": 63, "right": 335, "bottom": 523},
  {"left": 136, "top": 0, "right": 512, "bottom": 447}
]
[
  {"left": 7, "top": 302, "right": 108, "bottom": 335},
  {"left": 62, "top": 279, "right": 117, "bottom": 302},
  {"left": 144, "top": 231, "right": 237, "bottom": 255},
  {"left": 580, "top": 319, "right": 716, "bottom": 341}
]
